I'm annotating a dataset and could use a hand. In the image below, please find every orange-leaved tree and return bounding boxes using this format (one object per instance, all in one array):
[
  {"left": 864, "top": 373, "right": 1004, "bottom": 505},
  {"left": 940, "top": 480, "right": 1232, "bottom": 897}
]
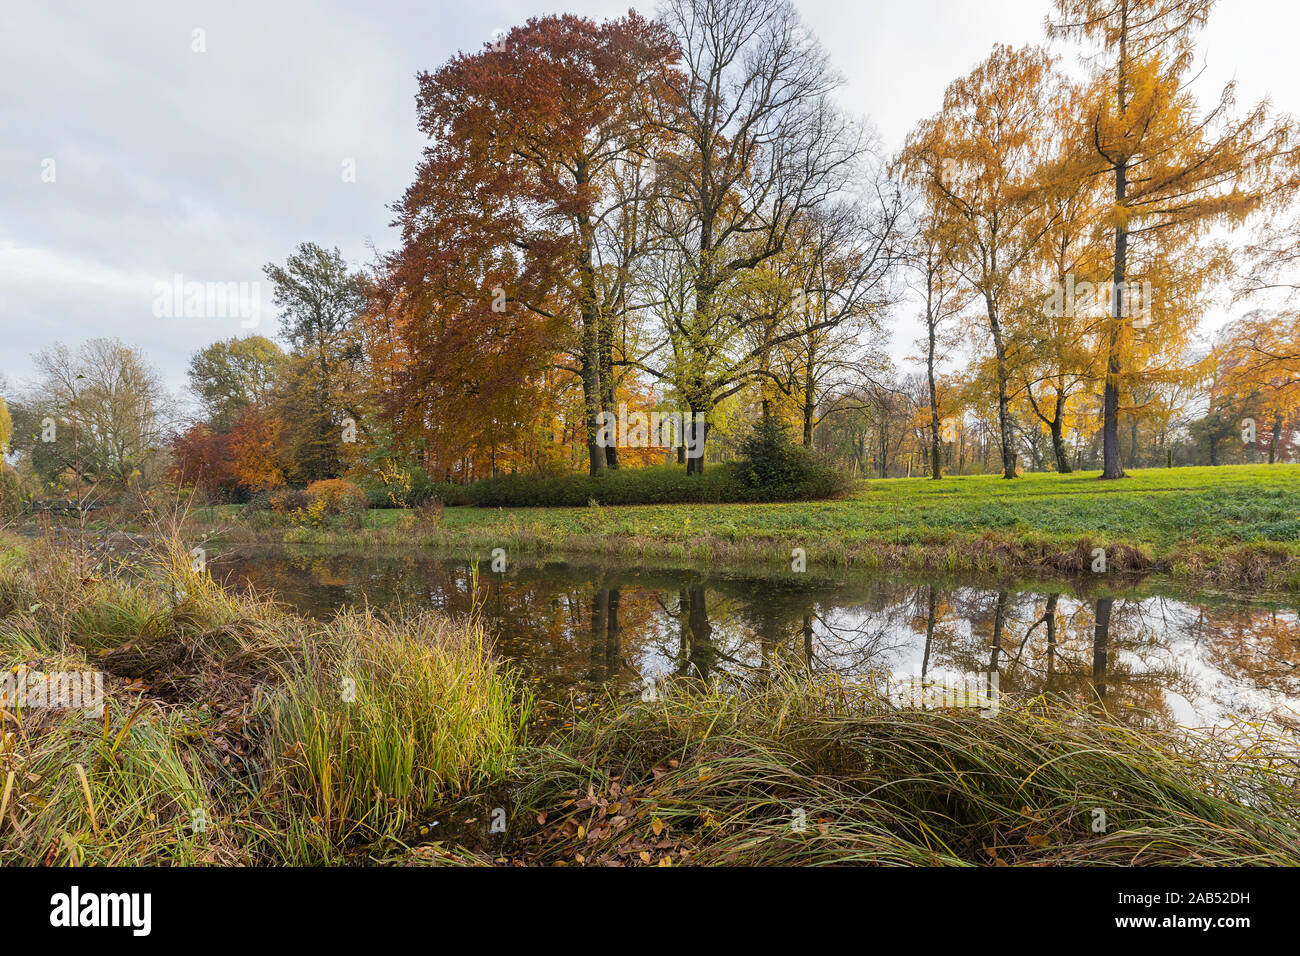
[{"left": 374, "top": 13, "right": 677, "bottom": 477}]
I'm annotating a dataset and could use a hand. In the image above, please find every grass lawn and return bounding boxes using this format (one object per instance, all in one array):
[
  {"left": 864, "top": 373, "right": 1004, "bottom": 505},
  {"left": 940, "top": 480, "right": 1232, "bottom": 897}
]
[{"left": 198, "top": 464, "right": 1300, "bottom": 590}]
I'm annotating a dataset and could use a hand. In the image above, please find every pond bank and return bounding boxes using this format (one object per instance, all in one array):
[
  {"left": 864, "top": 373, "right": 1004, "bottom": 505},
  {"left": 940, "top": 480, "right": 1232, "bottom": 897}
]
[
  {"left": 198, "top": 519, "right": 1299, "bottom": 595},
  {"left": 3, "top": 533, "right": 1299, "bottom": 866},
  {"left": 183, "top": 466, "right": 1300, "bottom": 594}
]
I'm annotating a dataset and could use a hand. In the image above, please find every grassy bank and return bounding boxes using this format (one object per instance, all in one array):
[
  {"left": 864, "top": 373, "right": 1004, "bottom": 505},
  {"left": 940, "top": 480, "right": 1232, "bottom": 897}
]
[
  {"left": 3, "top": 535, "right": 1299, "bottom": 866},
  {"left": 514, "top": 675, "right": 1300, "bottom": 867},
  {"left": 198, "top": 465, "right": 1300, "bottom": 592},
  {"left": 0, "top": 536, "right": 529, "bottom": 865}
]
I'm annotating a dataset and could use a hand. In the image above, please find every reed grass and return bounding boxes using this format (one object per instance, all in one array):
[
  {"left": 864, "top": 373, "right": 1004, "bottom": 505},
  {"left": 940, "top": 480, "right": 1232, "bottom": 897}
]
[
  {"left": 0, "top": 695, "right": 234, "bottom": 865},
  {"left": 0, "top": 531, "right": 530, "bottom": 865},
  {"left": 5, "top": 527, "right": 1299, "bottom": 866},
  {"left": 268, "top": 609, "right": 531, "bottom": 845},
  {"left": 519, "top": 672, "right": 1300, "bottom": 866}
]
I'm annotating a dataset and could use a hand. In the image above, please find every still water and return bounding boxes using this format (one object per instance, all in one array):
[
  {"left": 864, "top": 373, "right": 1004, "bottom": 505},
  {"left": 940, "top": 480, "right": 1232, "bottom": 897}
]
[{"left": 212, "top": 546, "right": 1300, "bottom": 731}]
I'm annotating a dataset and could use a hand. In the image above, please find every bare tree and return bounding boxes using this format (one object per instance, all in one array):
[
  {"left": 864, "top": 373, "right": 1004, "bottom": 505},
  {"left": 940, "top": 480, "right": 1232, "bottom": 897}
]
[
  {"left": 18, "top": 338, "right": 174, "bottom": 491},
  {"left": 646, "top": 0, "right": 868, "bottom": 471}
]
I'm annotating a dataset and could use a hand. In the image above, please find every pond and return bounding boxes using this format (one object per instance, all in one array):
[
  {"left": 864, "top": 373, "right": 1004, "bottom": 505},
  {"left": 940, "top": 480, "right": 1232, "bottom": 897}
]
[{"left": 211, "top": 546, "right": 1300, "bottom": 732}]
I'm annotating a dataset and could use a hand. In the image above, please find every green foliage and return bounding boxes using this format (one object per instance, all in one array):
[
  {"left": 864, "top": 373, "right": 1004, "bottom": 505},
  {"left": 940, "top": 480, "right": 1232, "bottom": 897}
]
[
  {"left": 734, "top": 416, "right": 840, "bottom": 497},
  {"left": 466, "top": 462, "right": 841, "bottom": 508},
  {"left": 0, "top": 463, "right": 30, "bottom": 516},
  {"left": 10, "top": 339, "right": 171, "bottom": 492},
  {"left": 263, "top": 242, "right": 366, "bottom": 356},
  {"left": 363, "top": 468, "right": 475, "bottom": 508},
  {"left": 262, "top": 243, "right": 367, "bottom": 483},
  {"left": 187, "top": 335, "right": 287, "bottom": 431}
]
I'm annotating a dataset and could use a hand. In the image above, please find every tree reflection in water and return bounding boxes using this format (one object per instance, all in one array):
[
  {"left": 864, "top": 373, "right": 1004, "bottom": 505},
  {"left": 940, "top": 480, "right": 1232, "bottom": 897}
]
[{"left": 212, "top": 548, "right": 1300, "bottom": 730}]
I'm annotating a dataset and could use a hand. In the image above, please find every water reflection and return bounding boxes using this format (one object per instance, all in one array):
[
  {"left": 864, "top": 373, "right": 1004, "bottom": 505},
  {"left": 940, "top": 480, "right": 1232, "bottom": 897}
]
[{"left": 211, "top": 548, "right": 1300, "bottom": 731}]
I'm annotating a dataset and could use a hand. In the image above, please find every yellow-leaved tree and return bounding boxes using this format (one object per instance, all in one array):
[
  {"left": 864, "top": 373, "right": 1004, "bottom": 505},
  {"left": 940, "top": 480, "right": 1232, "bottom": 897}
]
[
  {"left": 1048, "top": 0, "right": 1297, "bottom": 478},
  {"left": 901, "top": 44, "right": 1065, "bottom": 479}
]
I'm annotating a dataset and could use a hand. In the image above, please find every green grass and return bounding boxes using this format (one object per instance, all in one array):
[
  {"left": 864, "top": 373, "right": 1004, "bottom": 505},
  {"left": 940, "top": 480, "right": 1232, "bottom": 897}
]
[
  {"left": 0, "top": 696, "right": 231, "bottom": 866},
  {"left": 271, "top": 609, "right": 531, "bottom": 846},
  {"left": 199, "top": 465, "right": 1300, "bottom": 591}
]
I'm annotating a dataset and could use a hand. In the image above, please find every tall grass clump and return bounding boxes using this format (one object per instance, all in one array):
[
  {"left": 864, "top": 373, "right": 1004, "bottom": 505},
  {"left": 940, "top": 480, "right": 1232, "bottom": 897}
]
[
  {"left": 0, "top": 696, "right": 239, "bottom": 866},
  {"left": 269, "top": 609, "right": 531, "bottom": 845},
  {"left": 520, "top": 672, "right": 1300, "bottom": 866},
  {"left": 2, "top": 530, "right": 532, "bottom": 864}
]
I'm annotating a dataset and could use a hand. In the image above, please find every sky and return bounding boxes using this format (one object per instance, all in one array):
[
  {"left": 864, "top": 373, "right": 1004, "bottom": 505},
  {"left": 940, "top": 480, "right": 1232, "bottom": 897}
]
[{"left": 2, "top": 0, "right": 1296, "bottom": 398}]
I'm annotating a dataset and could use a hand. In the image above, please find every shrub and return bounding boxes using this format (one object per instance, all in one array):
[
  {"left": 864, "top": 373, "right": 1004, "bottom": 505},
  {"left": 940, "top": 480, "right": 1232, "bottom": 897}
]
[
  {"left": 269, "top": 487, "right": 308, "bottom": 514},
  {"left": 364, "top": 471, "right": 473, "bottom": 508},
  {"left": 736, "top": 417, "right": 813, "bottom": 487},
  {"left": 462, "top": 457, "right": 844, "bottom": 508},
  {"left": 0, "top": 463, "right": 30, "bottom": 516},
  {"left": 467, "top": 463, "right": 743, "bottom": 507},
  {"left": 735, "top": 418, "right": 845, "bottom": 499},
  {"left": 305, "top": 479, "right": 368, "bottom": 517}
]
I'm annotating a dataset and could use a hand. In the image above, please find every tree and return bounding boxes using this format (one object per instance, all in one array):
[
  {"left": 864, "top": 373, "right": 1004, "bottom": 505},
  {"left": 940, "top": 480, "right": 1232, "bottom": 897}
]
[
  {"left": 381, "top": 13, "right": 677, "bottom": 476},
  {"left": 15, "top": 338, "right": 172, "bottom": 491},
  {"left": 169, "top": 424, "right": 241, "bottom": 498},
  {"left": 264, "top": 243, "right": 367, "bottom": 481},
  {"left": 187, "top": 335, "right": 287, "bottom": 431},
  {"left": 901, "top": 44, "right": 1064, "bottom": 479},
  {"left": 733, "top": 201, "right": 898, "bottom": 449},
  {"left": 898, "top": 202, "right": 971, "bottom": 479},
  {"left": 647, "top": 0, "right": 868, "bottom": 472},
  {"left": 1214, "top": 311, "right": 1300, "bottom": 462},
  {"left": 1048, "top": 0, "right": 1297, "bottom": 478},
  {"left": 1017, "top": 82, "right": 1109, "bottom": 472}
]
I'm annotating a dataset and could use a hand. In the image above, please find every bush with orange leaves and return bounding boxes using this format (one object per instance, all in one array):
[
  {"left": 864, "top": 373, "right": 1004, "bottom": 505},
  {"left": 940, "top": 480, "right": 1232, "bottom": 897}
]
[{"left": 305, "top": 479, "right": 368, "bottom": 518}]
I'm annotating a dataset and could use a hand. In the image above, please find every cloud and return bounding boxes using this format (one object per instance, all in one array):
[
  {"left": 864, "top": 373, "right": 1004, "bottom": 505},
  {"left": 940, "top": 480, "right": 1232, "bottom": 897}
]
[{"left": 2, "top": 0, "right": 1295, "bottom": 392}]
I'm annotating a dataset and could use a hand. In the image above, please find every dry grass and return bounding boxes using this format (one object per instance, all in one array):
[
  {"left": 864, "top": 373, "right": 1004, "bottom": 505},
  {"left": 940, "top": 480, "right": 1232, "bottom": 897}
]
[{"left": 518, "top": 672, "right": 1300, "bottom": 866}]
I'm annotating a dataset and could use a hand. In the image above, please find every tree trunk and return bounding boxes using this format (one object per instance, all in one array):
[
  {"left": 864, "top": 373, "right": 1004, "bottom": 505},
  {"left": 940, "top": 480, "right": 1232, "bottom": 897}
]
[
  {"left": 1101, "top": 61, "right": 1129, "bottom": 479},
  {"left": 580, "top": 317, "right": 605, "bottom": 476},
  {"left": 576, "top": 168, "right": 606, "bottom": 477},
  {"left": 1044, "top": 593, "right": 1058, "bottom": 693},
  {"left": 1092, "top": 597, "right": 1112, "bottom": 704},
  {"left": 606, "top": 588, "right": 621, "bottom": 673},
  {"left": 1049, "top": 397, "right": 1071, "bottom": 473},
  {"left": 589, "top": 587, "right": 610, "bottom": 682},
  {"left": 599, "top": 311, "right": 619, "bottom": 469},
  {"left": 685, "top": 406, "right": 708, "bottom": 475},
  {"left": 927, "top": 305, "right": 942, "bottom": 480},
  {"left": 922, "top": 586, "right": 936, "bottom": 679},
  {"left": 986, "top": 295, "right": 1017, "bottom": 479},
  {"left": 802, "top": 342, "right": 816, "bottom": 447}
]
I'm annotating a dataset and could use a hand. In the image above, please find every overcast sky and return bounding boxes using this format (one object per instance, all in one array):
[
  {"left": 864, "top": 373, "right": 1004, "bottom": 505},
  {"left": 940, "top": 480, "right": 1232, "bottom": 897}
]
[{"left": 2, "top": 0, "right": 1295, "bottom": 398}]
